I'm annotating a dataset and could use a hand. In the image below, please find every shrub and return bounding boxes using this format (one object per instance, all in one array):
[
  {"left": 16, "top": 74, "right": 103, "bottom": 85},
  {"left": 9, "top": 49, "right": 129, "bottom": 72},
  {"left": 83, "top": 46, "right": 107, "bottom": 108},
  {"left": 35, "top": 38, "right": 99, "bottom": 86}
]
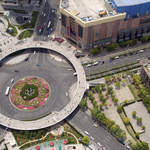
[{"left": 20, "top": 84, "right": 38, "bottom": 100}]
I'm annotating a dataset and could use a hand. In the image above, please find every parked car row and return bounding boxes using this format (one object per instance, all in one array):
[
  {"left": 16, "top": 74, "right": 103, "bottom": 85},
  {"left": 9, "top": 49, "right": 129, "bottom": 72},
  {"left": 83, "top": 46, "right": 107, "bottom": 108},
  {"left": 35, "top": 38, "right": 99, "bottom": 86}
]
[{"left": 86, "top": 60, "right": 104, "bottom": 68}]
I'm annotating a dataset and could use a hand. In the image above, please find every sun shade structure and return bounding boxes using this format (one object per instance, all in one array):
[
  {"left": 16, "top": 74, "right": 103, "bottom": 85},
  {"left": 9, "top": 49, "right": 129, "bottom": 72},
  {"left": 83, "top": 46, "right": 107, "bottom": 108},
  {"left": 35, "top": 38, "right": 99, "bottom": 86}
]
[
  {"left": 36, "top": 145, "right": 40, "bottom": 150},
  {"left": 50, "top": 141, "right": 54, "bottom": 146},
  {"left": 64, "top": 140, "right": 68, "bottom": 144}
]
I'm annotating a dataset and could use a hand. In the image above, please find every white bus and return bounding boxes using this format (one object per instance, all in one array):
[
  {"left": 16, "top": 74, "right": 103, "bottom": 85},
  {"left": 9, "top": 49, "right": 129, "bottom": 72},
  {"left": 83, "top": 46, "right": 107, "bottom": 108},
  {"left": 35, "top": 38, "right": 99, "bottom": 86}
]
[{"left": 5, "top": 86, "right": 10, "bottom": 96}]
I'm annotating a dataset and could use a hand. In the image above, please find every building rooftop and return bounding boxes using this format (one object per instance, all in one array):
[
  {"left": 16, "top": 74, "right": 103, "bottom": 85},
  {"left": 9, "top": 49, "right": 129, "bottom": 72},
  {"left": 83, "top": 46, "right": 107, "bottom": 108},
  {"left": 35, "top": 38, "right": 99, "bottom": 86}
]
[
  {"left": 61, "top": 0, "right": 117, "bottom": 22},
  {"left": 112, "top": 0, "right": 150, "bottom": 7}
]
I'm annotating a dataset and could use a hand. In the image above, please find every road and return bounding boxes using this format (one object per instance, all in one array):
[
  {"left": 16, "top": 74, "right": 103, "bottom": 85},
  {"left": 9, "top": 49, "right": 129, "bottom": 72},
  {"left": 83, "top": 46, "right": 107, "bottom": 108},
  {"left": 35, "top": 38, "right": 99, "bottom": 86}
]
[
  {"left": 84, "top": 48, "right": 150, "bottom": 75},
  {"left": 68, "top": 109, "right": 127, "bottom": 150},
  {"left": 34, "top": 0, "right": 59, "bottom": 41},
  {"left": 0, "top": 49, "right": 76, "bottom": 121}
]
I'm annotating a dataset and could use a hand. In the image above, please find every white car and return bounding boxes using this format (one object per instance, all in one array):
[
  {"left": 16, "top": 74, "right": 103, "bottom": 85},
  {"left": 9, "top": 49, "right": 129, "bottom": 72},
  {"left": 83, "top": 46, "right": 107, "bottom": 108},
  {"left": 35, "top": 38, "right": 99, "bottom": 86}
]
[
  {"left": 84, "top": 131, "right": 89, "bottom": 135},
  {"left": 114, "top": 56, "right": 119, "bottom": 59},
  {"left": 139, "top": 49, "right": 144, "bottom": 53},
  {"left": 93, "top": 123, "right": 98, "bottom": 128},
  {"left": 90, "top": 136, "right": 94, "bottom": 140},
  {"left": 93, "top": 61, "right": 99, "bottom": 66},
  {"left": 97, "top": 142, "right": 102, "bottom": 147},
  {"left": 86, "top": 64, "right": 92, "bottom": 67}
]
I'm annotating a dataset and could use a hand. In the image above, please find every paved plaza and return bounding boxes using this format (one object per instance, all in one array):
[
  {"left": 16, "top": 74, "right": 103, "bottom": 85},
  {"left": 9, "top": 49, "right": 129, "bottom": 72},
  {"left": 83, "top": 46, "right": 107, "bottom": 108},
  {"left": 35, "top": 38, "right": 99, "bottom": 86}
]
[
  {"left": 124, "top": 101, "right": 150, "bottom": 146},
  {"left": 113, "top": 84, "right": 134, "bottom": 104}
]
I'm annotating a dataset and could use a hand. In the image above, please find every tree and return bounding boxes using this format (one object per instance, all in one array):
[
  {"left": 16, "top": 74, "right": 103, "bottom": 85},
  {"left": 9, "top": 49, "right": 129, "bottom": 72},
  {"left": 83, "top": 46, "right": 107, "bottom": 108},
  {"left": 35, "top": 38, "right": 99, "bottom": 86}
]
[
  {"left": 105, "top": 76, "right": 111, "bottom": 84},
  {"left": 131, "top": 141, "right": 149, "bottom": 150},
  {"left": 90, "top": 48, "right": 99, "bottom": 55},
  {"left": 123, "top": 117, "right": 130, "bottom": 125},
  {"left": 124, "top": 100, "right": 128, "bottom": 104},
  {"left": 119, "top": 41, "right": 128, "bottom": 48},
  {"left": 107, "top": 43, "right": 118, "bottom": 51},
  {"left": 99, "top": 103, "right": 103, "bottom": 110},
  {"left": 117, "top": 105, "right": 122, "bottom": 113},
  {"left": 137, "top": 117, "right": 142, "bottom": 125},
  {"left": 142, "top": 125, "right": 146, "bottom": 130},
  {"left": 115, "top": 81, "right": 120, "bottom": 89},
  {"left": 113, "top": 98, "right": 118, "bottom": 105},
  {"left": 81, "top": 136, "right": 90, "bottom": 145},
  {"left": 79, "top": 98, "right": 87, "bottom": 110},
  {"left": 135, "top": 132, "right": 139, "bottom": 139},
  {"left": 132, "top": 111, "right": 136, "bottom": 118},
  {"left": 141, "top": 36, "right": 149, "bottom": 43}
]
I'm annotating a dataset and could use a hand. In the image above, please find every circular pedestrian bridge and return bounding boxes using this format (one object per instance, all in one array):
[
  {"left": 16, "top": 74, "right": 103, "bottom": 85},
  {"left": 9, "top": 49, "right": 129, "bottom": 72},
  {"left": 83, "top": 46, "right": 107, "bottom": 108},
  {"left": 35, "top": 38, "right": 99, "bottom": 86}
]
[{"left": 0, "top": 40, "right": 87, "bottom": 130}]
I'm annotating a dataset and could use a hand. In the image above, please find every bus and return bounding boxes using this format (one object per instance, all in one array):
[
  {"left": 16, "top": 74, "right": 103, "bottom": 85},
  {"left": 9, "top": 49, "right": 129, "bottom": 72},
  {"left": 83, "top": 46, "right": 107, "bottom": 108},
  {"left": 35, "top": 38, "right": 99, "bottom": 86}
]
[{"left": 5, "top": 86, "right": 10, "bottom": 96}]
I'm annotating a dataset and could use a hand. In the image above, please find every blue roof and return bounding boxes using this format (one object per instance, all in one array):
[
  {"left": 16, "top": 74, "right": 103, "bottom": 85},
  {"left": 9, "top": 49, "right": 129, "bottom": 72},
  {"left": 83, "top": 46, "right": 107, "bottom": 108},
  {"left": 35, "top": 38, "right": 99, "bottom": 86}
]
[{"left": 113, "top": 0, "right": 150, "bottom": 6}]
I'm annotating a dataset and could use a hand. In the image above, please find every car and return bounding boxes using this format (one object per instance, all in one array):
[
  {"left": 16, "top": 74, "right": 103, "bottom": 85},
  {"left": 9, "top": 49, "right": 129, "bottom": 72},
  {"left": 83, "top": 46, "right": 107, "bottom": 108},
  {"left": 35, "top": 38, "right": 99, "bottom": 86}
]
[
  {"left": 73, "top": 72, "right": 77, "bottom": 76},
  {"left": 114, "top": 56, "right": 119, "bottom": 59},
  {"left": 86, "top": 64, "right": 92, "bottom": 67},
  {"left": 11, "top": 78, "right": 14, "bottom": 83},
  {"left": 90, "top": 136, "right": 94, "bottom": 140},
  {"left": 137, "top": 58, "right": 140, "bottom": 61},
  {"left": 97, "top": 142, "right": 102, "bottom": 147},
  {"left": 93, "top": 61, "right": 99, "bottom": 66},
  {"left": 93, "top": 123, "right": 98, "bottom": 127},
  {"left": 84, "top": 131, "right": 89, "bottom": 135},
  {"left": 139, "top": 49, "right": 144, "bottom": 53}
]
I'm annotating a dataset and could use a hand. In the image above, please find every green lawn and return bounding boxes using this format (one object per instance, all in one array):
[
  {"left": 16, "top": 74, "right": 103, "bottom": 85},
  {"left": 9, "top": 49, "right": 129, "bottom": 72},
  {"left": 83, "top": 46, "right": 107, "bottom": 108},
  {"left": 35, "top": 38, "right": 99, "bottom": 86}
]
[
  {"left": 18, "top": 11, "right": 39, "bottom": 30},
  {"left": 6, "top": 19, "right": 18, "bottom": 37},
  {"left": 18, "top": 30, "right": 33, "bottom": 40}
]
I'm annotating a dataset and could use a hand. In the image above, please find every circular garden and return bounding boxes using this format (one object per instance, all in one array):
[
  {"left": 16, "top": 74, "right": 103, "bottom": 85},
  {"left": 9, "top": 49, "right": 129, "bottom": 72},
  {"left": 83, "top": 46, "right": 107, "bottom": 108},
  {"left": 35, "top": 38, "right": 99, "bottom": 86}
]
[{"left": 10, "top": 76, "right": 50, "bottom": 110}]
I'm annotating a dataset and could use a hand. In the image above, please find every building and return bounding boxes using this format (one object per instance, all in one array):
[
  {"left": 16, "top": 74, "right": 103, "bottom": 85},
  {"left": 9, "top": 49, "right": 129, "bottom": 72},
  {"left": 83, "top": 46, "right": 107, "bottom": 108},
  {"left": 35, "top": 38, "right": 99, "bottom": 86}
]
[
  {"left": 60, "top": 0, "right": 150, "bottom": 50},
  {"left": 141, "top": 62, "right": 150, "bottom": 89}
]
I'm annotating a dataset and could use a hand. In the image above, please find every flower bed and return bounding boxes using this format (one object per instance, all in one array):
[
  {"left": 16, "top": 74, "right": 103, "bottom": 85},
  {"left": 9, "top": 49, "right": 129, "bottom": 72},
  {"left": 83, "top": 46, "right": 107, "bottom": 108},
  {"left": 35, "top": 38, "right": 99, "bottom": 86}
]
[{"left": 10, "top": 76, "right": 50, "bottom": 110}]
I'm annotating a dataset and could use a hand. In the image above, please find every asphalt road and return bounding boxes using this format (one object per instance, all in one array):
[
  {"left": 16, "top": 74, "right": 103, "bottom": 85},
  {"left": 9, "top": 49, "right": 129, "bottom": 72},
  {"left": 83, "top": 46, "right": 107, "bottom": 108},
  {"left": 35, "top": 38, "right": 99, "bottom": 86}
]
[
  {"left": 84, "top": 48, "right": 150, "bottom": 75},
  {"left": 68, "top": 109, "right": 127, "bottom": 150},
  {"left": 34, "top": 0, "right": 59, "bottom": 41},
  {"left": 0, "top": 49, "right": 76, "bottom": 120}
]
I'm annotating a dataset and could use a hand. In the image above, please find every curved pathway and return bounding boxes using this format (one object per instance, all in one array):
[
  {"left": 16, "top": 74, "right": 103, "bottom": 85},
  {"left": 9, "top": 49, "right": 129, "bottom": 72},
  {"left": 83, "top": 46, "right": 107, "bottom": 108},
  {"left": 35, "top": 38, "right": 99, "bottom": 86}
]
[
  {"left": 0, "top": 38, "right": 87, "bottom": 130},
  {"left": 19, "top": 131, "right": 79, "bottom": 148}
]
